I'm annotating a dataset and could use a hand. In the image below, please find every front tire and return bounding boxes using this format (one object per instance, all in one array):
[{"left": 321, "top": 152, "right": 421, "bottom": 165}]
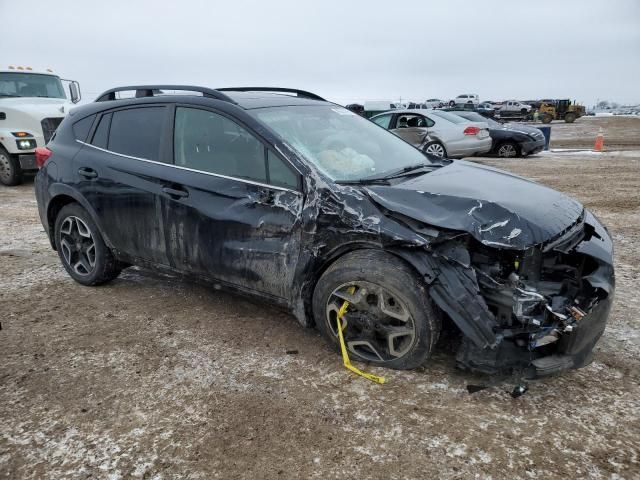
[
  {"left": 0, "top": 146, "right": 22, "bottom": 186},
  {"left": 312, "top": 250, "right": 441, "bottom": 370},
  {"left": 496, "top": 141, "right": 519, "bottom": 158},
  {"left": 54, "top": 203, "right": 121, "bottom": 286}
]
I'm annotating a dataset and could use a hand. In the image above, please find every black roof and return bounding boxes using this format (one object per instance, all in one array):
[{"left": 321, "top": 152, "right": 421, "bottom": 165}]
[
  {"left": 93, "top": 85, "right": 326, "bottom": 108},
  {"left": 67, "top": 86, "right": 329, "bottom": 121}
]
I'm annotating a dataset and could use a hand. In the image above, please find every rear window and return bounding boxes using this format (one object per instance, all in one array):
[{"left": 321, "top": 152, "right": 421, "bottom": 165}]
[
  {"left": 429, "top": 110, "right": 468, "bottom": 124},
  {"left": 72, "top": 115, "right": 95, "bottom": 141},
  {"left": 108, "top": 107, "right": 166, "bottom": 160}
]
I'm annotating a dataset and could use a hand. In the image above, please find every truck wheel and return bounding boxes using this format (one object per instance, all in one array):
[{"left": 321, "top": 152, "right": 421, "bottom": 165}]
[
  {"left": 541, "top": 114, "right": 553, "bottom": 124},
  {"left": 520, "top": 108, "right": 528, "bottom": 115},
  {"left": 312, "top": 250, "right": 441, "bottom": 370},
  {"left": 422, "top": 141, "right": 447, "bottom": 158},
  {"left": 54, "top": 203, "right": 121, "bottom": 286},
  {"left": 0, "top": 146, "right": 22, "bottom": 186},
  {"left": 564, "top": 112, "right": 576, "bottom": 123},
  {"left": 497, "top": 142, "right": 519, "bottom": 158}
]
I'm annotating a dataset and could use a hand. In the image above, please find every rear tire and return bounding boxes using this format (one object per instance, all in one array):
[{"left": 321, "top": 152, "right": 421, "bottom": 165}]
[
  {"left": 54, "top": 203, "right": 121, "bottom": 286},
  {"left": 564, "top": 112, "right": 576, "bottom": 123},
  {"left": 0, "top": 146, "right": 22, "bottom": 186},
  {"left": 422, "top": 141, "right": 447, "bottom": 158},
  {"left": 312, "top": 250, "right": 441, "bottom": 370}
]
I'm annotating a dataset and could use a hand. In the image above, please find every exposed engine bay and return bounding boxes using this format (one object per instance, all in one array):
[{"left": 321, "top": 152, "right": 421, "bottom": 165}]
[{"left": 436, "top": 211, "right": 614, "bottom": 378}]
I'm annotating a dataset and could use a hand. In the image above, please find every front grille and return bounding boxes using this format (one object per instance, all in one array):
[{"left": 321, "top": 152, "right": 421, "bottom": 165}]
[{"left": 41, "top": 117, "right": 64, "bottom": 143}]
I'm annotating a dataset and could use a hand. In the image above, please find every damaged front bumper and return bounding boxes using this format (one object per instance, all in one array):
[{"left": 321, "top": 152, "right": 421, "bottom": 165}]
[
  {"left": 456, "top": 293, "right": 613, "bottom": 378},
  {"left": 406, "top": 209, "right": 615, "bottom": 378}
]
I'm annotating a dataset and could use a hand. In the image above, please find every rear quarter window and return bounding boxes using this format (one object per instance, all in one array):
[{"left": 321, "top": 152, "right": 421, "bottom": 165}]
[
  {"left": 91, "top": 113, "right": 112, "bottom": 149},
  {"left": 72, "top": 115, "right": 95, "bottom": 142}
]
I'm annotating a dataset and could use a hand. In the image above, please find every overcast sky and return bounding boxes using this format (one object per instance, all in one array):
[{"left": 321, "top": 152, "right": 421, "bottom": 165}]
[{"left": 2, "top": 0, "right": 638, "bottom": 106}]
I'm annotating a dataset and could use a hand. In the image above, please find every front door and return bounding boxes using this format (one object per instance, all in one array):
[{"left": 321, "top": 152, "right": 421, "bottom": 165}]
[{"left": 162, "top": 106, "right": 304, "bottom": 299}]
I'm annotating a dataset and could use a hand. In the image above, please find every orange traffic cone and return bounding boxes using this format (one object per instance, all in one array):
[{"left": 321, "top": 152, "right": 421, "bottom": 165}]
[{"left": 594, "top": 128, "right": 604, "bottom": 152}]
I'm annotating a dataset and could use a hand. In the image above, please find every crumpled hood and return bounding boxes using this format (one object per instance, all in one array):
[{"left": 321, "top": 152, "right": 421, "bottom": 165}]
[{"left": 364, "top": 160, "right": 583, "bottom": 250}]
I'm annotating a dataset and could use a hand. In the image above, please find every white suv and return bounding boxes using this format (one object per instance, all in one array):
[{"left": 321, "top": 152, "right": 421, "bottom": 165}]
[{"left": 450, "top": 94, "right": 479, "bottom": 107}]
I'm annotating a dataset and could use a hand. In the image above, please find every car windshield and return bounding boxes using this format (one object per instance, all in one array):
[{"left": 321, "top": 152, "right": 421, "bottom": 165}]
[
  {"left": 0, "top": 72, "right": 65, "bottom": 99},
  {"left": 251, "top": 105, "right": 432, "bottom": 181},
  {"left": 428, "top": 110, "right": 469, "bottom": 124}
]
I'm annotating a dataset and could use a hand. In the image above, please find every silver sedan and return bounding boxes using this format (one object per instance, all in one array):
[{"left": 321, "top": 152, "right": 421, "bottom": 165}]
[{"left": 371, "top": 109, "right": 492, "bottom": 158}]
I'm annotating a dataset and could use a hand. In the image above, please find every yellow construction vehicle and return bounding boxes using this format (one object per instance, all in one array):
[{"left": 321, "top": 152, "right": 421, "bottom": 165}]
[{"left": 538, "top": 99, "right": 586, "bottom": 124}]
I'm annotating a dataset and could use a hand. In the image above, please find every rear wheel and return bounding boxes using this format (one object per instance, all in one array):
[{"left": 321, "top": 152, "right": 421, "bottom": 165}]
[
  {"left": 564, "top": 112, "right": 576, "bottom": 123},
  {"left": 0, "top": 146, "right": 22, "bottom": 186},
  {"left": 54, "top": 203, "right": 121, "bottom": 286},
  {"left": 423, "top": 141, "right": 447, "bottom": 158},
  {"left": 313, "top": 250, "right": 441, "bottom": 370},
  {"left": 497, "top": 141, "right": 519, "bottom": 158}
]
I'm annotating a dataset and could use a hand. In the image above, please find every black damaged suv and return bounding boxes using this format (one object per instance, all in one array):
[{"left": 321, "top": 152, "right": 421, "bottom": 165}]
[{"left": 35, "top": 85, "right": 614, "bottom": 376}]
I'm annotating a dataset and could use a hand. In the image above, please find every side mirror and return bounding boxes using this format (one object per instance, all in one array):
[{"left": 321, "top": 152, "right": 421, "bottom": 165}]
[{"left": 69, "top": 81, "right": 81, "bottom": 103}]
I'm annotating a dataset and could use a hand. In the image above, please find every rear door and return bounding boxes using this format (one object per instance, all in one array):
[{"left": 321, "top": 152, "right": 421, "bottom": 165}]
[
  {"left": 162, "top": 105, "right": 304, "bottom": 299},
  {"left": 74, "top": 105, "right": 174, "bottom": 265}
]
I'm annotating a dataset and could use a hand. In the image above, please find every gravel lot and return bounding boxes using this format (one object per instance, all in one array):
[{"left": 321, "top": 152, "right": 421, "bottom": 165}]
[{"left": 1, "top": 116, "right": 639, "bottom": 479}]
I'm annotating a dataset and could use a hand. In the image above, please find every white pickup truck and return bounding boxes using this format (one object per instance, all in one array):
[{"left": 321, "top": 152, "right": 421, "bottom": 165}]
[
  {"left": 496, "top": 100, "right": 532, "bottom": 119},
  {"left": 0, "top": 67, "right": 81, "bottom": 185}
]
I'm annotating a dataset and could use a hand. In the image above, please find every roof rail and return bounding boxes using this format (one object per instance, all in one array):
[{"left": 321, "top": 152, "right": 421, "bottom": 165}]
[
  {"left": 217, "top": 87, "right": 325, "bottom": 102},
  {"left": 95, "top": 85, "right": 237, "bottom": 103}
]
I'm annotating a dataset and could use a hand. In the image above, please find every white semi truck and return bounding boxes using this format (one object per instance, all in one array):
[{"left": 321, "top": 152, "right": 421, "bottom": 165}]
[{"left": 0, "top": 66, "right": 81, "bottom": 185}]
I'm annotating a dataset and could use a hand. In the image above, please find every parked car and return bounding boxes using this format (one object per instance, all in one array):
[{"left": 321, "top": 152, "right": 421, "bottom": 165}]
[
  {"left": 424, "top": 98, "right": 444, "bottom": 108},
  {"left": 372, "top": 109, "right": 492, "bottom": 158},
  {"left": 34, "top": 85, "right": 615, "bottom": 377},
  {"left": 449, "top": 94, "right": 479, "bottom": 107},
  {"left": 476, "top": 102, "right": 496, "bottom": 118},
  {"left": 450, "top": 110, "right": 546, "bottom": 157},
  {"left": 345, "top": 103, "right": 365, "bottom": 115}
]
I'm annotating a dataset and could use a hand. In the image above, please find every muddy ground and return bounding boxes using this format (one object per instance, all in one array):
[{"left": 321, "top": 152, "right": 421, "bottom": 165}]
[{"left": 1, "top": 116, "right": 639, "bottom": 479}]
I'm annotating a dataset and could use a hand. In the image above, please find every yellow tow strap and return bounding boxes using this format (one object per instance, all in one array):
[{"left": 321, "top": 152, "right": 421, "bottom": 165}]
[{"left": 336, "top": 287, "right": 386, "bottom": 385}]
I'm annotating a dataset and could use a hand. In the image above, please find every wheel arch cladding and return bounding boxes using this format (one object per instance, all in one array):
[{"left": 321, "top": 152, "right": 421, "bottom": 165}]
[
  {"left": 47, "top": 189, "right": 114, "bottom": 251},
  {"left": 47, "top": 195, "right": 77, "bottom": 249},
  {"left": 299, "top": 244, "right": 391, "bottom": 328}
]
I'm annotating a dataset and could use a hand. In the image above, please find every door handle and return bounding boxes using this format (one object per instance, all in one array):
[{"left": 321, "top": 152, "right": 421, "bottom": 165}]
[
  {"left": 78, "top": 167, "right": 98, "bottom": 179},
  {"left": 162, "top": 186, "right": 189, "bottom": 199}
]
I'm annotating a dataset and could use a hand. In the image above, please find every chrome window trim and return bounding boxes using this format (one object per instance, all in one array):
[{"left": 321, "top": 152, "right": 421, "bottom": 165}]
[{"left": 76, "top": 140, "right": 300, "bottom": 193}]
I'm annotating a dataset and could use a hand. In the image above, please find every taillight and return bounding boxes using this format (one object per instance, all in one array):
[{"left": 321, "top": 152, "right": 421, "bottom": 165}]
[
  {"left": 463, "top": 126, "right": 481, "bottom": 136},
  {"left": 35, "top": 147, "right": 52, "bottom": 168}
]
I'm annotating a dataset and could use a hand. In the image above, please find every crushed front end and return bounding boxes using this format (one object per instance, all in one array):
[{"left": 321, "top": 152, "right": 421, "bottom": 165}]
[{"left": 455, "top": 210, "right": 615, "bottom": 378}]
